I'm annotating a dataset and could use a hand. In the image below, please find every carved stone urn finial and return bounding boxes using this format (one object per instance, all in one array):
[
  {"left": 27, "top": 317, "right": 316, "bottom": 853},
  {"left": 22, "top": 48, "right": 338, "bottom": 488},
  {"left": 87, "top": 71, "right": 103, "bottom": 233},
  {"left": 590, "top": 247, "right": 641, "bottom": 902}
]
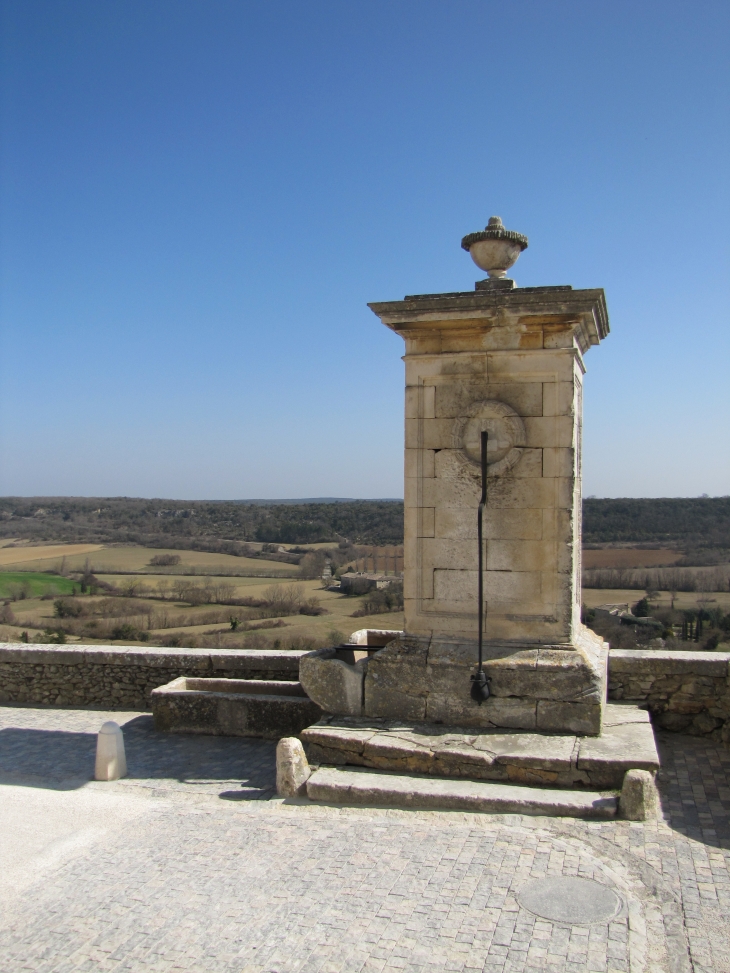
[{"left": 461, "top": 216, "right": 528, "bottom": 279}]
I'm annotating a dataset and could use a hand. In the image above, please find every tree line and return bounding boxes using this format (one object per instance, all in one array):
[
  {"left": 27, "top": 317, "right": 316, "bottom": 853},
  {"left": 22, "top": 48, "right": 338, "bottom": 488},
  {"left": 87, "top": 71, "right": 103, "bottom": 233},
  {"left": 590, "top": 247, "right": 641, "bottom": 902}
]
[
  {"left": 0, "top": 497, "right": 405, "bottom": 547},
  {"left": 2, "top": 495, "right": 729, "bottom": 550},
  {"left": 583, "top": 497, "right": 730, "bottom": 548}
]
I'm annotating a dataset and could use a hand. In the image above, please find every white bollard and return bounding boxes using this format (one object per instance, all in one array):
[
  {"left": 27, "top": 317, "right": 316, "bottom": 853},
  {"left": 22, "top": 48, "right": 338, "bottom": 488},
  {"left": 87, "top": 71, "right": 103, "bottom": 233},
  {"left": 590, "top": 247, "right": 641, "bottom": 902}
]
[
  {"left": 95, "top": 721, "right": 127, "bottom": 781},
  {"left": 276, "top": 737, "right": 311, "bottom": 797}
]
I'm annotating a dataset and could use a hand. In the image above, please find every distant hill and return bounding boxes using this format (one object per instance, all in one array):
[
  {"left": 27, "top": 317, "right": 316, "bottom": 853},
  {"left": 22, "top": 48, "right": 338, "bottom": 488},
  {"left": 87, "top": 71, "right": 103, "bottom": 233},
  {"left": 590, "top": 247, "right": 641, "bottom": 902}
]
[
  {"left": 1, "top": 495, "right": 728, "bottom": 552},
  {"left": 0, "top": 497, "right": 405, "bottom": 547},
  {"left": 229, "top": 498, "right": 402, "bottom": 505},
  {"left": 583, "top": 497, "right": 730, "bottom": 549}
]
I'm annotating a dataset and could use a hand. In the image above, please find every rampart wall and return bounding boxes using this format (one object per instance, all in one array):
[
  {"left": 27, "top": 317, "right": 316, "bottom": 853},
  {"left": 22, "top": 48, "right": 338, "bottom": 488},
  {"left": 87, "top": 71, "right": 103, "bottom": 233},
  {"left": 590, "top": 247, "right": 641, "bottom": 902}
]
[
  {"left": 608, "top": 649, "right": 730, "bottom": 743},
  {"left": 0, "top": 643, "right": 305, "bottom": 710}
]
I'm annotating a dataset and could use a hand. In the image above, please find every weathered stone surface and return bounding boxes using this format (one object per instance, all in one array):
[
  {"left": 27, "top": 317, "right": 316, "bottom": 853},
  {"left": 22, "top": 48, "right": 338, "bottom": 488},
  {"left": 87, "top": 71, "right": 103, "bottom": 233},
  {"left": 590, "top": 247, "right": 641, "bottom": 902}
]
[
  {"left": 0, "top": 643, "right": 304, "bottom": 710},
  {"left": 301, "top": 703, "right": 658, "bottom": 790},
  {"left": 359, "top": 634, "right": 606, "bottom": 733},
  {"left": 602, "top": 704, "right": 651, "bottom": 726},
  {"left": 365, "top": 682, "right": 427, "bottom": 721},
  {"left": 432, "top": 747, "right": 497, "bottom": 779},
  {"left": 151, "top": 677, "right": 322, "bottom": 739},
  {"left": 300, "top": 722, "right": 379, "bottom": 753},
  {"left": 577, "top": 711, "right": 659, "bottom": 789},
  {"left": 609, "top": 649, "right": 730, "bottom": 677},
  {"left": 368, "top": 659, "right": 430, "bottom": 697},
  {"left": 426, "top": 692, "right": 538, "bottom": 729},
  {"left": 536, "top": 700, "right": 603, "bottom": 735},
  {"left": 608, "top": 649, "right": 730, "bottom": 741},
  {"left": 306, "top": 766, "right": 617, "bottom": 818},
  {"left": 276, "top": 738, "right": 311, "bottom": 797},
  {"left": 491, "top": 650, "right": 602, "bottom": 703},
  {"left": 619, "top": 769, "right": 659, "bottom": 821},
  {"left": 477, "top": 731, "right": 576, "bottom": 770},
  {"left": 362, "top": 735, "right": 434, "bottom": 774},
  {"left": 299, "top": 648, "right": 366, "bottom": 717}
]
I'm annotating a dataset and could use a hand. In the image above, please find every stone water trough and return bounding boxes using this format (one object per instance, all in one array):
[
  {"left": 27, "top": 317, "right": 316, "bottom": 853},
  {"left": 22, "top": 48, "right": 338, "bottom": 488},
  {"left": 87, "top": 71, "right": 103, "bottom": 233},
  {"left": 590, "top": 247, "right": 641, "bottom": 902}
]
[{"left": 151, "top": 677, "right": 322, "bottom": 739}]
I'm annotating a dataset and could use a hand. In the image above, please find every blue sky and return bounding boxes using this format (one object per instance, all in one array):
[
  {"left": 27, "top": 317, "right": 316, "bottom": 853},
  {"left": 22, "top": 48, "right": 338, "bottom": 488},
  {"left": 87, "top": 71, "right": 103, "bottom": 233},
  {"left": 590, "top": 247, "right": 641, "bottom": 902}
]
[{"left": 1, "top": 0, "right": 728, "bottom": 500}]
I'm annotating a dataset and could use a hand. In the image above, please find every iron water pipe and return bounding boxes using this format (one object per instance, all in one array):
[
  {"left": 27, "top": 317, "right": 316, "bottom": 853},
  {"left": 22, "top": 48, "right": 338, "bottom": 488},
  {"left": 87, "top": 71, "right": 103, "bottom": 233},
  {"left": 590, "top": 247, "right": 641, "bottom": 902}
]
[{"left": 471, "top": 429, "right": 491, "bottom": 703}]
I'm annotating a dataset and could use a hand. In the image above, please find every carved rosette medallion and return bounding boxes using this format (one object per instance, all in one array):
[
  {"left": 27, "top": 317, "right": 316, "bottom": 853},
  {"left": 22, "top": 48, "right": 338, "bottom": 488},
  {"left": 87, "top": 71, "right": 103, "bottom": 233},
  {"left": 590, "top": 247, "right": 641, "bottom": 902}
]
[{"left": 452, "top": 399, "right": 526, "bottom": 477}]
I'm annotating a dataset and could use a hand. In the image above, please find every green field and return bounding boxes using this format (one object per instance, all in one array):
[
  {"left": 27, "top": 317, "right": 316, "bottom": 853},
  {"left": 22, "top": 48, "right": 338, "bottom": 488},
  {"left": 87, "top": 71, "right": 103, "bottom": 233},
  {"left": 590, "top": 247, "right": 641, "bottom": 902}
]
[{"left": 0, "top": 571, "right": 78, "bottom": 599}]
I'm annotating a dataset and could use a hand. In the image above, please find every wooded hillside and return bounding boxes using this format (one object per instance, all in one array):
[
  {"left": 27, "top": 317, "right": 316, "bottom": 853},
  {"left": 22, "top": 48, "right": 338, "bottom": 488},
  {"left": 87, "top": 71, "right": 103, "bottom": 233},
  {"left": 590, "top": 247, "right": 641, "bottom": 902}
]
[
  {"left": 583, "top": 497, "right": 730, "bottom": 549},
  {"left": 1, "top": 496, "right": 728, "bottom": 551},
  {"left": 0, "top": 497, "right": 404, "bottom": 547}
]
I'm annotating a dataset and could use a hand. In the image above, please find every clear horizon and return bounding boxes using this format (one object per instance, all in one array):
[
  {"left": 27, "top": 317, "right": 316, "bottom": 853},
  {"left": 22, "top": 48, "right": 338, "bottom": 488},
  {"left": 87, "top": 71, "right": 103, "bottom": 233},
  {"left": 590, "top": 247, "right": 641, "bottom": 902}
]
[
  {"left": 2, "top": 494, "right": 729, "bottom": 504},
  {"left": 1, "top": 1, "right": 728, "bottom": 500}
]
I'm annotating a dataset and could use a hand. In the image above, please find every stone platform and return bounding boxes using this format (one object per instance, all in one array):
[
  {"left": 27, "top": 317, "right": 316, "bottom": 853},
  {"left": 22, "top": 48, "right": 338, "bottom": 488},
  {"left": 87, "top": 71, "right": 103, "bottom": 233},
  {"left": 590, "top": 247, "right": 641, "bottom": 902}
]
[
  {"left": 362, "top": 630, "right": 608, "bottom": 735},
  {"left": 301, "top": 702, "right": 658, "bottom": 791},
  {"left": 300, "top": 629, "right": 609, "bottom": 736}
]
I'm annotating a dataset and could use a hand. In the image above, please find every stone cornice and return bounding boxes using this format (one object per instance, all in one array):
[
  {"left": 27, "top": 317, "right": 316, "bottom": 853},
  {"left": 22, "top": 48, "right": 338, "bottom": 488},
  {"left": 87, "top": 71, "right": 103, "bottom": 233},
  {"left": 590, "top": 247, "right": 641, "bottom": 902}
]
[
  {"left": 0, "top": 642, "right": 308, "bottom": 667},
  {"left": 368, "top": 285, "right": 609, "bottom": 354}
]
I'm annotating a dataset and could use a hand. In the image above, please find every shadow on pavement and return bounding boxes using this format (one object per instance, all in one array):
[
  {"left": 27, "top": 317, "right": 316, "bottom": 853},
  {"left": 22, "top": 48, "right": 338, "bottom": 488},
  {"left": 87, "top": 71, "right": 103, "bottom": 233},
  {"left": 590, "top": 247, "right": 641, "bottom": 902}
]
[
  {"left": 0, "top": 715, "right": 277, "bottom": 799},
  {"left": 655, "top": 729, "right": 730, "bottom": 850}
]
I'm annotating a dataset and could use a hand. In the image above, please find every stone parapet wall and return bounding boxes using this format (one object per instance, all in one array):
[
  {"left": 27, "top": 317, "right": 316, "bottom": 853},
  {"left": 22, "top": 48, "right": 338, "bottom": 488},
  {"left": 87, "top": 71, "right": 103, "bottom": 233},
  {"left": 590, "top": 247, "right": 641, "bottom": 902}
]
[
  {"left": 0, "top": 643, "right": 306, "bottom": 710},
  {"left": 608, "top": 649, "right": 730, "bottom": 743},
  {"left": 2, "top": 643, "right": 729, "bottom": 742}
]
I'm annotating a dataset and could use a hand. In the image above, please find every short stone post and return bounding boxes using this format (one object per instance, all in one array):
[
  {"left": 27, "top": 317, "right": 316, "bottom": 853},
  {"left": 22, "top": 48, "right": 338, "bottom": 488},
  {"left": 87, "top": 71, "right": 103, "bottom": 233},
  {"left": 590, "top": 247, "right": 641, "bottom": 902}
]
[
  {"left": 276, "top": 737, "right": 311, "bottom": 797},
  {"left": 619, "top": 769, "right": 659, "bottom": 820},
  {"left": 95, "top": 721, "right": 127, "bottom": 781}
]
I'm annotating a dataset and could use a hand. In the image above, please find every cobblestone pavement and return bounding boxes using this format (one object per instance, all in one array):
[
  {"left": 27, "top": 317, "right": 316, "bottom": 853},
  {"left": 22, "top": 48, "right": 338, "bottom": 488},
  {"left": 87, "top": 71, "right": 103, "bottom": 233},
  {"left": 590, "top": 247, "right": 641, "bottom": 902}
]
[
  {"left": 0, "top": 704, "right": 277, "bottom": 799},
  {"left": 0, "top": 706, "right": 728, "bottom": 973}
]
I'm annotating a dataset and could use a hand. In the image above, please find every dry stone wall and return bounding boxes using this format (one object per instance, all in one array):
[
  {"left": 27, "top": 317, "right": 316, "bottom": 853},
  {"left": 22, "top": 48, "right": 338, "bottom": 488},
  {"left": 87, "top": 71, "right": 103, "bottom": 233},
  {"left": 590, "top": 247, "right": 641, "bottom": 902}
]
[
  {"left": 608, "top": 649, "right": 730, "bottom": 744},
  {"left": 0, "top": 643, "right": 305, "bottom": 710},
  {"left": 1, "top": 643, "right": 729, "bottom": 744}
]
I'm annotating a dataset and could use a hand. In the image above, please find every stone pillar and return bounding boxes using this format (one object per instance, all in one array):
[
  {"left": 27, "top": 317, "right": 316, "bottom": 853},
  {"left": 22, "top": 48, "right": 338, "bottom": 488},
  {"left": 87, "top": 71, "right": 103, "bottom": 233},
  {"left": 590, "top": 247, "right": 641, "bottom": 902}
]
[{"left": 366, "top": 219, "right": 610, "bottom": 734}]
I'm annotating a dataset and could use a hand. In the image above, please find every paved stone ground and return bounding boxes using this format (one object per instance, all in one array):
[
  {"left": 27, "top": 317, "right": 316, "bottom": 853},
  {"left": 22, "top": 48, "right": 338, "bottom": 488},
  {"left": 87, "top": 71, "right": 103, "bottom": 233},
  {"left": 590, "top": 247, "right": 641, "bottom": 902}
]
[{"left": 0, "top": 706, "right": 728, "bottom": 973}]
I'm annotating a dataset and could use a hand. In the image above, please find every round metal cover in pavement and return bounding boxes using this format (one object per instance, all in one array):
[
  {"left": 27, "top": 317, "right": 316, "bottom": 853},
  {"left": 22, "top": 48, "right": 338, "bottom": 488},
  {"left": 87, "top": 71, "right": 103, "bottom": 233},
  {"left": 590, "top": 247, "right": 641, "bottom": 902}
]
[{"left": 517, "top": 877, "right": 622, "bottom": 924}]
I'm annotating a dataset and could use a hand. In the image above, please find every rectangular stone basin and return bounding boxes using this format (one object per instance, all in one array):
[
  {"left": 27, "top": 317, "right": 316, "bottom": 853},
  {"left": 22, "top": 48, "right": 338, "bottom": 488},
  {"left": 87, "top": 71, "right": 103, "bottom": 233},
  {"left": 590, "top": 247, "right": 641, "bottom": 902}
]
[{"left": 151, "top": 677, "right": 322, "bottom": 739}]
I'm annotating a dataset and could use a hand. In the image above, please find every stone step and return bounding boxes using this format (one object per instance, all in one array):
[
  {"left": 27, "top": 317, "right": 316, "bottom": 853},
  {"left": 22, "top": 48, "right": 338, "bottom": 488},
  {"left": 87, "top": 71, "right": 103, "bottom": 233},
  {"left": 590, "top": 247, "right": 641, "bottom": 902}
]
[
  {"left": 301, "top": 702, "right": 659, "bottom": 790},
  {"left": 306, "top": 765, "right": 617, "bottom": 818}
]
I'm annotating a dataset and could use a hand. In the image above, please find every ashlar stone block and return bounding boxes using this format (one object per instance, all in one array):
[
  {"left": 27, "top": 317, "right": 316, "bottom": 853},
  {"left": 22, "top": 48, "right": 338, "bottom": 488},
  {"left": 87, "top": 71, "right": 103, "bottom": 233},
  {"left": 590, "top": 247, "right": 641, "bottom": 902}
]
[
  {"left": 542, "top": 381, "right": 576, "bottom": 417},
  {"left": 523, "top": 415, "right": 575, "bottom": 449},
  {"left": 542, "top": 447, "right": 575, "bottom": 478},
  {"left": 435, "top": 382, "right": 544, "bottom": 419},
  {"left": 435, "top": 507, "right": 544, "bottom": 540},
  {"left": 486, "top": 539, "right": 554, "bottom": 573}
]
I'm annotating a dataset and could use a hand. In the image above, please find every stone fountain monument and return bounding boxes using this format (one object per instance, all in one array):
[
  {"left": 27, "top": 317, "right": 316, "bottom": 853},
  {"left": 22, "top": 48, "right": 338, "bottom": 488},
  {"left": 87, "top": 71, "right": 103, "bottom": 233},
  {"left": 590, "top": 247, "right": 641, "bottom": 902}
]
[
  {"left": 296, "top": 220, "right": 658, "bottom": 815},
  {"left": 362, "top": 217, "right": 608, "bottom": 735},
  {"left": 303, "top": 217, "right": 609, "bottom": 733}
]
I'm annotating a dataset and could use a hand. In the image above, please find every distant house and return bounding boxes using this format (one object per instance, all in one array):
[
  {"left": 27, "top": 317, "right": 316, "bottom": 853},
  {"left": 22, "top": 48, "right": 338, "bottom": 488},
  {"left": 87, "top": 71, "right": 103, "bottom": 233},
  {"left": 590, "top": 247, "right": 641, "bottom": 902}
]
[
  {"left": 593, "top": 604, "right": 630, "bottom": 620},
  {"left": 592, "top": 602, "right": 662, "bottom": 631},
  {"left": 339, "top": 573, "right": 400, "bottom": 594}
]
